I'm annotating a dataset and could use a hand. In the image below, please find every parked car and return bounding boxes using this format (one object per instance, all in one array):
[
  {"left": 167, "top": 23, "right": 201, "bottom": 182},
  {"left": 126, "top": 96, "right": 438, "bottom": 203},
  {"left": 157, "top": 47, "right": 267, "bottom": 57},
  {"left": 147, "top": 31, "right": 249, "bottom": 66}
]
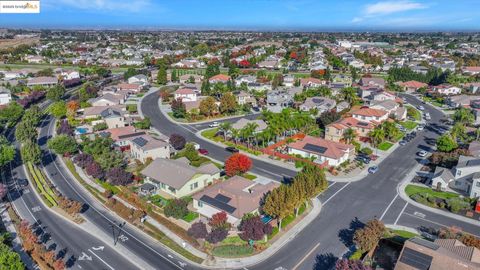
[
  {"left": 399, "top": 140, "right": 407, "bottom": 146},
  {"left": 417, "top": 125, "right": 424, "bottom": 131},
  {"left": 209, "top": 122, "right": 220, "bottom": 128},
  {"left": 192, "top": 142, "right": 200, "bottom": 150},
  {"left": 225, "top": 146, "right": 239, "bottom": 153},
  {"left": 425, "top": 114, "right": 431, "bottom": 120},
  {"left": 198, "top": 148, "right": 209, "bottom": 155},
  {"left": 368, "top": 165, "right": 379, "bottom": 174},
  {"left": 18, "top": 178, "right": 29, "bottom": 187},
  {"left": 418, "top": 105, "right": 425, "bottom": 111},
  {"left": 417, "top": 150, "right": 428, "bottom": 157},
  {"left": 355, "top": 155, "right": 371, "bottom": 164}
]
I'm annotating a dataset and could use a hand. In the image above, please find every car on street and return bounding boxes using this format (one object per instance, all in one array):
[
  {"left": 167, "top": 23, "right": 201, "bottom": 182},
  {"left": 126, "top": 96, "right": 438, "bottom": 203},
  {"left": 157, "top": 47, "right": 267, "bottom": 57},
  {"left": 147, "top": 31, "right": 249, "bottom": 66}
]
[
  {"left": 368, "top": 165, "right": 379, "bottom": 174},
  {"left": 209, "top": 121, "right": 219, "bottom": 128},
  {"left": 198, "top": 148, "right": 209, "bottom": 155},
  {"left": 18, "top": 178, "right": 29, "bottom": 187},
  {"left": 225, "top": 146, "right": 239, "bottom": 153},
  {"left": 417, "top": 125, "right": 424, "bottom": 131},
  {"left": 418, "top": 105, "right": 425, "bottom": 111},
  {"left": 399, "top": 140, "right": 407, "bottom": 146},
  {"left": 425, "top": 114, "right": 431, "bottom": 120},
  {"left": 417, "top": 150, "right": 428, "bottom": 157}
]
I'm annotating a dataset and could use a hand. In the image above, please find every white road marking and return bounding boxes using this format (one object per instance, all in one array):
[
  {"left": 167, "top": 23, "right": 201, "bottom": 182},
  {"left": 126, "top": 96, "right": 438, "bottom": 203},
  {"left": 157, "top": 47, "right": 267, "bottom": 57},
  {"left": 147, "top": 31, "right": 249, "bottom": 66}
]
[
  {"left": 413, "top": 211, "right": 426, "bottom": 218},
  {"left": 118, "top": 234, "right": 128, "bottom": 242},
  {"left": 88, "top": 249, "right": 115, "bottom": 270},
  {"left": 167, "top": 254, "right": 173, "bottom": 258},
  {"left": 323, "top": 182, "right": 351, "bottom": 205},
  {"left": 379, "top": 193, "right": 399, "bottom": 220},
  {"left": 394, "top": 202, "right": 409, "bottom": 225},
  {"left": 403, "top": 212, "right": 480, "bottom": 238},
  {"left": 78, "top": 252, "right": 92, "bottom": 261},
  {"left": 292, "top": 242, "right": 320, "bottom": 270},
  {"left": 31, "top": 206, "right": 42, "bottom": 212},
  {"left": 92, "top": 246, "right": 105, "bottom": 251}
]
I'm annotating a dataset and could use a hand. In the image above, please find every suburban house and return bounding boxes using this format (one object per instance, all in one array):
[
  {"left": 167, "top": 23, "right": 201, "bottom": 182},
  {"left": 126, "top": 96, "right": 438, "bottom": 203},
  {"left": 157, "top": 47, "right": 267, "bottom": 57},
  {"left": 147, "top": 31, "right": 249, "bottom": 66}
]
[
  {"left": 89, "top": 93, "right": 126, "bottom": 106},
  {"left": 80, "top": 105, "right": 126, "bottom": 119},
  {"left": 100, "top": 107, "right": 129, "bottom": 129},
  {"left": 287, "top": 135, "right": 355, "bottom": 166},
  {"left": 299, "top": 77, "right": 325, "bottom": 88},
  {"left": 394, "top": 237, "right": 480, "bottom": 270},
  {"left": 446, "top": 95, "right": 480, "bottom": 108},
  {"left": 99, "top": 126, "right": 147, "bottom": 151},
  {"left": 116, "top": 83, "right": 143, "bottom": 93},
  {"left": 26, "top": 76, "right": 58, "bottom": 87},
  {"left": 127, "top": 74, "right": 149, "bottom": 87},
  {"left": 351, "top": 107, "right": 389, "bottom": 123},
  {"left": 208, "top": 74, "right": 231, "bottom": 84},
  {"left": 462, "top": 66, "right": 480, "bottom": 76},
  {"left": 129, "top": 135, "right": 170, "bottom": 163},
  {"left": 235, "top": 75, "right": 256, "bottom": 87},
  {"left": 431, "top": 155, "right": 480, "bottom": 198},
  {"left": 299, "top": 97, "right": 336, "bottom": 114},
  {"left": 235, "top": 91, "right": 257, "bottom": 106},
  {"left": 283, "top": 75, "right": 295, "bottom": 87},
  {"left": 432, "top": 84, "right": 462, "bottom": 96},
  {"left": 325, "top": 117, "right": 376, "bottom": 142},
  {"left": 370, "top": 100, "right": 407, "bottom": 120},
  {"left": 59, "top": 70, "right": 80, "bottom": 81},
  {"left": 192, "top": 176, "right": 279, "bottom": 225},
  {"left": 464, "top": 82, "right": 480, "bottom": 94},
  {"left": 174, "top": 88, "right": 197, "bottom": 102},
  {"left": 0, "top": 87, "right": 12, "bottom": 105},
  {"left": 232, "top": 118, "right": 267, "bottom": 134},
  {"left": 360, "top": 77, "right": 386, "bottom": 89},
  {"left": 141, "top": 157, "right": 220, "bottom": 198},
  {"left": 179, "top": 74, "right": 203, "bottom": 84},
  {"left": 397, "top": 80, "right": 428, "bottom": 92},
  {"left": 468, "top": 141, "right": 480, "bottom": 158},
  {"left": 266, "top": 90, "right": 293, "bottom": 113}
]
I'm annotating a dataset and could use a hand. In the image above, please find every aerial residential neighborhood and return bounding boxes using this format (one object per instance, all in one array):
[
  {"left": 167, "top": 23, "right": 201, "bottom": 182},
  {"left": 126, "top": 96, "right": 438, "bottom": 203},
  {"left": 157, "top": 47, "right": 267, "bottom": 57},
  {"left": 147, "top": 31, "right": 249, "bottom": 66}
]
[{"left": 0, "top": 1, "right": 480, "bottom": 270}]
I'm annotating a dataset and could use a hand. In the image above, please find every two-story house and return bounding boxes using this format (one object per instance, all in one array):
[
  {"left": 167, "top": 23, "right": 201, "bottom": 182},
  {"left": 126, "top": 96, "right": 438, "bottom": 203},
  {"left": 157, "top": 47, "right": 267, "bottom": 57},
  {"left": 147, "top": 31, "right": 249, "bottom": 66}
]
[
  {"left": 431, "top": 155, "right": 480, "bottom": 198},
  {"left": 174, "top": 88, "right": 197, "bottom": 102}
]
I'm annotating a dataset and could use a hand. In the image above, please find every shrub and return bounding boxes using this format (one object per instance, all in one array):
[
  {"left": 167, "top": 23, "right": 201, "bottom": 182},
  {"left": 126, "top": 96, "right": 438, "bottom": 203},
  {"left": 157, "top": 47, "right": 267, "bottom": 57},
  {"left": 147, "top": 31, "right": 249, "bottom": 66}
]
[
  {"left": 206, "top": 228, "right": 228, "bottom": 244},
  {"left": 360, "top": 147, "right": 373, "bottom": 156},
  {"left": 169, "top": 134, "right": 186, "bottom": 150},
  {"left": 187, "top": 221, "right": 208, "bottom": 239},
  {"left": 164, "top": 199, "right": 188, "bottom": 219},
  {"left": 85, "top": 162, "right": 104, "bottom": 179},
  {"left": 238, "top": 215, "right": 273, "bottom": 241},
  {"left": 446, "top": 198, "right": 471, "bottom": 213},
  {"left": 106, "top": 167, "right": 133, "bottom": 186},
  {"left": 209, "top": 211, "right": 231, "bottom": 230},
  {"left": 73, "top": 153, "right": 94, "bottom": 169},
  {"left": 353, "top": 219, "right": 385, "bottom": 252},
  {"left": 225, "top": 153, "right": 252, "bottom": 176},
  {"left": 93, "top": 122, "right": 108, "bottom": 131}
]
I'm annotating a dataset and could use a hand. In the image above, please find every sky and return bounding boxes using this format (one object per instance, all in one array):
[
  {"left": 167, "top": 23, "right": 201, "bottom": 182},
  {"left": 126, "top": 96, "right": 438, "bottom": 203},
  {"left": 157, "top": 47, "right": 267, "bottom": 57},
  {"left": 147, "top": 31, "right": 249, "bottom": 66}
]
[{"left": 1, "top": 0, "right": 479, "bottom": 31}]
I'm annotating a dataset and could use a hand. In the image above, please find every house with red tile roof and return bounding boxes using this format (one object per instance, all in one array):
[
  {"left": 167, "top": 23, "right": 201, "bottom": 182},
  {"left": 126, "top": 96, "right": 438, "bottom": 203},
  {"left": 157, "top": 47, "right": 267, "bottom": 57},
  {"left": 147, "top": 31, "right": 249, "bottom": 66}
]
[
  {"left": 398, "top": 80, "right": 428, "bottom": 92},
  {"left": 174, "top": 88, "right": 197, "bottom": 102},
  {"left": 299, "top": 77, "right": 326, "bottom": 88},
  {"left": 351, "top": 107, "right": 389, "bottom": 123},
  {"left": 462, "top": 66, "right": 480, "bottom": 75},
  {"left": 208, "top": 74, "right": 231, "bottom": 84},
  {"left": 287, "top": 135, "right": 355, "bottom": 166},
  {"left": 325, "top": 117, "right": 376, "bottom": 142}
]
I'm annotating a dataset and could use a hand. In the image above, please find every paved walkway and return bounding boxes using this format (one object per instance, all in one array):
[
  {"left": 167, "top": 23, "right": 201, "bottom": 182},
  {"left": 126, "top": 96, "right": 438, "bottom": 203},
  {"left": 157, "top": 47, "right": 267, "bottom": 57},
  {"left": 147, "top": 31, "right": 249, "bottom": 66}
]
[{"left": 397, "top": 161, "right": 480, "bottom": 227}]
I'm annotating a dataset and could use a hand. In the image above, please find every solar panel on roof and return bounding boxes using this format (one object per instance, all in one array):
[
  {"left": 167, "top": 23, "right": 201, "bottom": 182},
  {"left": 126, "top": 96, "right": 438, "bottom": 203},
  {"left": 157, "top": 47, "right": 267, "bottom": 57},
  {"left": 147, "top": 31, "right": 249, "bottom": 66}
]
[
  {"left": 399, "top": 247, "right": 433, "bottom": 270},
  {"left": 200, "top": 195, "right": 236, "bottom": 214},
  {"left": 303, "top": 143, "right": 327, "bottom": 154},
  {"left": 410, "top": 238, "right": 440, "bottom": 250},
  {"left": 118, "top": 132, "right": 146, "bottom": 140},
  {"left": 466, "top": 159, "right": 480, "bottom": 167},
  {"left": 215, "top": 194, "right": 231, "bottom": 203},
  {"left": 132, "top": 137, "right": 148, "bottom": 147},
  {"left": 358, "top": 122, "right": 369, "bottom": 127}
]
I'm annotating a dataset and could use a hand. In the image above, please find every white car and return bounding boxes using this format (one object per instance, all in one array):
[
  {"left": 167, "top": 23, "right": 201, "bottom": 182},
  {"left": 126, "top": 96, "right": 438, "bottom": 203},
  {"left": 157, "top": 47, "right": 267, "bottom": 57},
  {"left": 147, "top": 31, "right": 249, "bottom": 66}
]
[
  {"left": 418, "top": 105, "right": 425, "bottom": 111},
  {"left": 417, "top": 125, "right": 424, "bottom": 131},
  {"left": 417, "top": 150, "right": 428, "bottom": 157},
  {"left": 209, "top": 122, "right": 219, "bottom": 128}
]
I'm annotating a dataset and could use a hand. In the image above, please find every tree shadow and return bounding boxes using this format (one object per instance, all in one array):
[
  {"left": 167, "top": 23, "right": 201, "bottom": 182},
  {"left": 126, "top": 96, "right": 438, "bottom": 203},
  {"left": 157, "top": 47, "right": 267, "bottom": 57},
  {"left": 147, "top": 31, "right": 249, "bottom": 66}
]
[
  {"left": 312, "top": 253, "right": 337, "bottom": 270},
  {"left": 338, "top": 217, "right": 365, "bottom": 249}
]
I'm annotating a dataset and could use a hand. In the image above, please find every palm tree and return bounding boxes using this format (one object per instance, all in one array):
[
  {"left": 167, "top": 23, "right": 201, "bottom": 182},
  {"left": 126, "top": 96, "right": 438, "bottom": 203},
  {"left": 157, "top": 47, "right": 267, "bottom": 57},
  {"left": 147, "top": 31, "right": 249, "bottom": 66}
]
[
  {"left": 244, "top": 122, "right": 259, "bottom": 148},
  {"left": 368, "top": 128, "right": 385, "bottom": 148},
  {"left": 219, "top": 121, "right": 232, "bottom": 141},
  {"left": 343, "top": 128, "right": 356, "bottom": 144},
  {"left": 451, "top": 123, "right": 466, "bottom": 141},
  {"left": 231, "top": 128, "right": 241, "bottom": 144},
  {"left": 341, "top": 87, "right": 358, "bottom": 105}
]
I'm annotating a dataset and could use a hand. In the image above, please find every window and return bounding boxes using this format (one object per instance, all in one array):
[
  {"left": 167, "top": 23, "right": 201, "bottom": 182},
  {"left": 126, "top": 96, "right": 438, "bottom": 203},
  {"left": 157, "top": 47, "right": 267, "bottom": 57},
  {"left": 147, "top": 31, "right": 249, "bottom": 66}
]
[
  {"left": 198, "top": 201, "right": 203, "bottom": 207},
  {"left": 160, "top": 183, "right": 166, "bottom": 189},
  {"left": 455, "top": 181, "right": 461, "bottom": 186},
  {"left": 457, "top": 170, "right": 462, "bottom": 176},
  {"left": 190, "top": 182, "right": 198, "bottom": 190},
  {"left": 168, "top": 187, "right": 176, "bottom": 194},
  {"left": 476, "top": 182, "right": 480, "bottom": 188}
]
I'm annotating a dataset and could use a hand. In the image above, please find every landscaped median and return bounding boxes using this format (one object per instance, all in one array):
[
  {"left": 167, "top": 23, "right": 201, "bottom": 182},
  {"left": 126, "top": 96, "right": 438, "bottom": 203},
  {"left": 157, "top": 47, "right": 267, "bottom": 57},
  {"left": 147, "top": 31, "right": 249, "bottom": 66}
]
[{"left": 26, "top": 162, "right": 58, "bottom": 207}]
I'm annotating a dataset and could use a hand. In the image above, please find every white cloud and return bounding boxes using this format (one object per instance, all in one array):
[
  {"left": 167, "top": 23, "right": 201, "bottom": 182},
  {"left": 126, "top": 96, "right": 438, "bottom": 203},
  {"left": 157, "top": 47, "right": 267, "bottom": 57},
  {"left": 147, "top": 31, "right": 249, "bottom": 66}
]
[
  {"left": 365, "top": 1, "right": 427, "bottom": 16},
  {"left": 54, "top": 0, "right": 151, "bottom": 13}
]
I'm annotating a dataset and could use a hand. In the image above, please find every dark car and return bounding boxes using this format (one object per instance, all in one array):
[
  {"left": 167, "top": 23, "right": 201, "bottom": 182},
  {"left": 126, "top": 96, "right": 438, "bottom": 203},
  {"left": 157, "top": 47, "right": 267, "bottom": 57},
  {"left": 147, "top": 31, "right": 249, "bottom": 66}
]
[
  {"left": 18, "top": 178, "right": 29, "bottom": 187},
  {"left": 355, "top": 155, "right": 371, "bottom": 164},
  {"left": 198, "top": 148, "right": 209, "bottom": 155},
  {"left": 225, "top": 146, "right": 239, "bottom": 153}
]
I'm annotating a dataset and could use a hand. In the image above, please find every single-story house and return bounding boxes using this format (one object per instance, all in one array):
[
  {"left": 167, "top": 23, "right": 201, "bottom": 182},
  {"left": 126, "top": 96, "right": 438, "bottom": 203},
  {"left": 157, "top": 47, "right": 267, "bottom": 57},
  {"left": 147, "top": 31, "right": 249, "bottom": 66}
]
[
  {"left": 208, "top": 74, "right": 231, "bottom": 84},
  {"left": 299, "top": 97, "right": 336, "bottom": 114},
  {"left": 287, "top": 135, "right": 355, "bottom": 166},
  {"left": 351, "top": 107, "right": 389, "bottom": 123},
  {"left": 192, "top": 176, "right": 279, "bottom": 225},
  {"left": 174, "top": 88, "right": 197, "bottom": 102},
  {"left": 27, "top": 76, "right": 58, "bottom": 87},
  {"left": 232, "top": 118, "right": 267, "bottom": 133},
  {"left": 141, "top": 157, "right": 220, "bottom": 198}
]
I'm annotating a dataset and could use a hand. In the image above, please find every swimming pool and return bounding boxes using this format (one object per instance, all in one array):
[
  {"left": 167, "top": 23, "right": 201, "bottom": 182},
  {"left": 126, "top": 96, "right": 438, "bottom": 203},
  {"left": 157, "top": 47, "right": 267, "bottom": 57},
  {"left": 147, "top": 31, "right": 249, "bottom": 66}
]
[{"left": 76, "top": 127, "right": 88, "bottom": 134}]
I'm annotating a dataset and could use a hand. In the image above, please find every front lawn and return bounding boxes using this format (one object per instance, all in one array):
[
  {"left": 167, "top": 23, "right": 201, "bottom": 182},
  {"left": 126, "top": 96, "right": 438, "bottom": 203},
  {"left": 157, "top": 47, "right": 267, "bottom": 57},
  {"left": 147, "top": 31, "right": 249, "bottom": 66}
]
[
  {"left": 405, "top": 185, "right": 459, "bottom": 200},
  {"left": 378, "top": 142, "right": 394, "bottom": 151},
  {"left": 406, "top": 106, "right": 421, "bottom": 121},
  {"left": 242, "top": 173, "right": 257, "bottom": 180},
  {"left": 201, "top": 128, "right": 220, "bottom": 141},
  {"left": 182, "top": 212, "right": 199, "bottom": 223},
  {"left": 400, "top": 121, "right": 418, "bottom": 130},
  {"left": 212, "top": 245, "right": 254, "bottom": 258}
]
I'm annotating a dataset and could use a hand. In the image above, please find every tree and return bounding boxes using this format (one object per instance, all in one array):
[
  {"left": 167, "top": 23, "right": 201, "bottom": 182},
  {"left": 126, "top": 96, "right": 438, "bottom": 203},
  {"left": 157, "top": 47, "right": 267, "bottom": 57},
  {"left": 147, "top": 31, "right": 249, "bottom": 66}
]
[
  {"left": 0, "top": 242, "right": 24, "bottom": 270},
  {"left": 199, "top": 96, "right": 217, "bottom": 117},
  {"left": 46, "top": 85, "right": 65, "bottom": 101},
  {"left": 206, "top": 228, "right": 228, "bottom": 244},
  {"left": 453, "top": 108, "right": 474, "bottom": 125},
  {"left": 262, "top": 185, "right": 291, "bottom": 231},
  {"left": 85, "top": 162, "right": 104, "bottom": 179},
  {"left": 0, "top": 102, "right": 24, "bottom": 127},
  {"left": 219, "top": 92, "right": 237, "bottom": 114},
  {"left": 436, "top": 134, "right": 458, "bottom": 152},
  {"left": 157, "top": 66, "right": 167, "bottom": 85},
  {"left": 106, "top": 167, "right": 132, "bottom": 186},
  {"left": 205, "top": 63, "right": 220, "bottom": 79},
  {"left": 187, "top": 221, "right": 208, "bottom": 239},
  {"left": 123, "top": 67, "right": 138, "bottom": 80},
  {"left": 238, "top": 215, "right": 273, "bottom": 241},
  {"left": 171, "top": 69, "right": 178, "bottom": 82},
  {"left": 171, "top": 98, "right": 186, "bottom": 118},
  {"left": 225, "top": 153, "right": 252, "bottom": 176},
  {"left": 335, "top": 259, "right": 372, "bottom": 270},
  {"left": 22, "top": 106, "right": 42, "bottom": 126},
  {"left": 15, "top": 121, "right": 38, "bottom": 144},
  {"left": 353, "top": 219, "right": 385, "bottom": 252},
  {"left": 169, "top": 134, "right": 186, "bottom": 150},
  {"left": 49, "top": 101, "right": 67, "bottom": 119},
  {"left": 47, "top": 135, "right": 78, "bottom": 155},
  {"left": 93, "top": 122, "right": 108, "bottom": 132},
  {"left": 57, "top": 119, "right": 74, "bottom": 136},
  {"left": 182, "top": 143, "right": 200, "bottom": 162},
  {"left": 316, "top": 111, "right": 341, "bottom": 129},
  {"left": 219, "top": 121, "right": 232, "bottom": 141},
  {"left": 343, "top": 128, "right": 356, "bottom": 144},
  {"left": 66, "top": 100, "right": 79, "bottom": 118},
  {"left": 0, "top": 136, "right": 15, "bottom": 167},
  {"left": 164, "top": 199, "right": 188, "bottom": 219},
  {"left": 74, "top": 153, "right": 94, "bottom": 168},
  {"left": 209, "top": 211, "right": 230, "bottom": 230},
  {"left": 341, "top": 87, "right": 358, "bottom": 105},
  {"left": 133, "top": 117, "right": 151, "bottom": 129},
  {"left": 20, "top": 141, "right": 41, "bottom": 164},
  {"left": 368, "top": 128, "right": 385, "bottom": 148}
]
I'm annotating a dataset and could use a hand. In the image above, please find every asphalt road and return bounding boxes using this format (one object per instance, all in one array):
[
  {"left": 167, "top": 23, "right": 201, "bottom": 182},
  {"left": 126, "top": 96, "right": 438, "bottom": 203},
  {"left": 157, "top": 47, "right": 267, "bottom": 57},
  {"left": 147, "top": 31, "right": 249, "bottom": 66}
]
[{"left": 142, "top": 91, "right": 480, "bottom": 270}]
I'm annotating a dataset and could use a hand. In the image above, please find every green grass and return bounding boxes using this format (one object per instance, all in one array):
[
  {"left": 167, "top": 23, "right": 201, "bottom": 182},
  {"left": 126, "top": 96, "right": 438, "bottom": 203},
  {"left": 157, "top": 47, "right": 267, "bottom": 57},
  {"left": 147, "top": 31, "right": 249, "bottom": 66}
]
[
  {"left": 405, "top": 185, "right": 460, "bottom": 200},
  {"left": 406, "top": 105, "right": 422, "bottom": 121},
  {"left": 96, "top": 179, "right": 121, "bottom": 194},
  {"left": 143, "top": 221, "right": 203, "bottom": 264},
  {"left": 391, "top": 229, "right": 418, "bottom": 239},
  {"left": 400, "top": 121, "right": 418, "bottom": 130},
  {"left": 221, "top": 236, "right": 248, "bottom": 245},
  {"left": 201, "top": 128, "right": 219, "bottom": 140},
  {"left": 27, "top": 163, "right": 57, "bottom": 207},
  {"left": 378, "top": 141, "right": 394, "bottom": 151},
  {"left": 181, "top": 212, "right": 199, "bottom": 223},
  {"left": 268, "top": 227, "right": 279, "bottom": 240},
  {"left": 242, "top": 173, "right": 257, "bottom": 180},
  {"left": 149, "top": 194, "right": 169, "bottom": 207},
  {"left": 349, "top": 249, "right": 363, "bottom": 260},
  {"left": 212, "top": 245, "right": 254, "bottom": 258}
]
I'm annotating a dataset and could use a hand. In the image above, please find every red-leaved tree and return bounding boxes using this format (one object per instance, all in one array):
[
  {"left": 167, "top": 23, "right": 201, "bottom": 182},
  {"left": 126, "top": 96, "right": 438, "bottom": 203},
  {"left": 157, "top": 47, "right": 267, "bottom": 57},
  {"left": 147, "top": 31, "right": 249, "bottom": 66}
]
[
  {"left": 208, "top": 211, "right": 230, "bottom": 230},
  {"left": 225, "top": 153, "right": 252, "bottom": 176}
]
